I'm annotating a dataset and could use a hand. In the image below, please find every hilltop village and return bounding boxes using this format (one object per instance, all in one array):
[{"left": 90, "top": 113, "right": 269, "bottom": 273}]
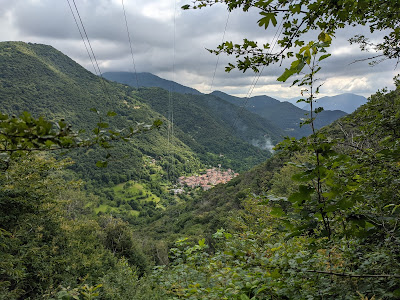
[{"left": 175, "top": 168, "right": 239, "bottom": 192}]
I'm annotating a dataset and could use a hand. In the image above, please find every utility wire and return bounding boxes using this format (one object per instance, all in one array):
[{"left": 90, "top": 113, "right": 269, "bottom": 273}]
[
  {"left": 121, "top": 0, "right": 140, "bottom": 89},
  {"left": 66, "top": 0, "right": 97, "bottom": 76},
  {"left": 71, "top": 0, "right": 102, "bottom": 76},
  {"left": 209, "top": 10, "right": 231, "bottom": 93},
  {"left": 68, "top": 0, "right": 113, "bottom": 103},
  {"left": 231, "top": 16, "right": 285, "bottom": 130},
  {"left": 167, "top": 0, "right": 177, "bottom": 182}
]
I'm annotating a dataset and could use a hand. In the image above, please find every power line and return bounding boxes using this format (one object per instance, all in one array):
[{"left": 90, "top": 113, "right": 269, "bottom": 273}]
[
  {"left": 167, "top": 0, "right": 177, "bottom": 182},
  {"left": 67, "top": 0, "right": 113, "bottom": 103},
  {"left": 71, "top": 0, "right": 103, "bottom": 77},
  {"left": 66, "top": 0, "right": 97, "bottom": 76},
  {"left": 231, "top": 16, "right": 285, "bottom": 130},
  {"left": 209, "top": 10, "right": 231, "bottom": 93},
  {"left": 121, "top": 0, "right": 140, "bottom": 89}
]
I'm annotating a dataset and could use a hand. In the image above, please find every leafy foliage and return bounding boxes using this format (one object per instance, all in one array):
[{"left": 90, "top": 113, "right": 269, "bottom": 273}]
[{"left": 183, "top": 0, "right": 400, "bottom": 70}]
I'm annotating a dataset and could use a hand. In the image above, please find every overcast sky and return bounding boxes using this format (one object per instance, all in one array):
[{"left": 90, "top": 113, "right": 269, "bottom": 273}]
[{"left": 0, "top": 0, "right": 398, "bottom": 99}]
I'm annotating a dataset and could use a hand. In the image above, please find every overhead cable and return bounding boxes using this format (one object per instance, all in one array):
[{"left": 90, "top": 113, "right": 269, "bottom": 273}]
[
  {"left": 209, "top": 10, "right": 231, "bottom": 93},
  {"left": 67, "top": 0, "right": 113, "bottom": 102},
  {"left": 231, "top": 15, "right": 285, "bottom": 130},
  {"left": 121, "top": 0, "right": 140, "bottom": 89}
]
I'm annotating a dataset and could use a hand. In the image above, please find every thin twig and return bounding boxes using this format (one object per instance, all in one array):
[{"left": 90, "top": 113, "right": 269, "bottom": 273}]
[{"left": 305, "top": 270, "right": 400, "bottom": 278}]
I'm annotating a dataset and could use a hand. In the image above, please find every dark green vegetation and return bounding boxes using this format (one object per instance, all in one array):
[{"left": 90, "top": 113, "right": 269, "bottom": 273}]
[
  {"left": 212, "top": 90, "right": 347, "bottom": 139},
  {"left": 146, "top": 78, "right": 400, "bottom": 300},
  {"left": 2, "top": 76, "right": 399, "bottom": 299},
  {"left": 1, "top": 0, "right": 400, "bottom": 296},
  {"left": 104, "top": 72, "right": 290, "bottom": 171},
  {"left": 0, "top": 41, "right": 201, "bottom": 185},
  {"left": 0, "top": 41, "right": 278, "bottom": 179},
  {"left": 136, "top": 88, "right": 283, "bottom": 171}
]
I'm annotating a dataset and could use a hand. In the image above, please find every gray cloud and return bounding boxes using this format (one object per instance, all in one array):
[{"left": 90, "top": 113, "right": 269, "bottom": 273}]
[{"left": 0, "top": 0, "right": 397, "bottom": 99}]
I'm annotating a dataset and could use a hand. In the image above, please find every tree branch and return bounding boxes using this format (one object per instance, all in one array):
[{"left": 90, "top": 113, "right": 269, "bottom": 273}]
[{"left": 305, "top": 270, "right": 400, "bottom": 278}]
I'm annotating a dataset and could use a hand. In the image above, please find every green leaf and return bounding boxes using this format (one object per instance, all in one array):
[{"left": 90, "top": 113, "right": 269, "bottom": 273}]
[
  {"left": 198, "top": 238, "right": 206, "bottom": 247},
  {"left": 97, "top": 122, "right": 109, "bottom": 129},
  {"left": 288, "top": 185, "right": 314, "bottom": 204},
  {"left": 314, "top": 107, "right": 324, "bottom": 113},
  {"left": 393, "top": 289, "right": 400, "bottom": 298},
  {"left": 318, "top": 53, "right": 331, "bottom": 61},
  {"left": 152, "top": 119, "right": 163, "bottom": 128},
  {"left": 277, "top": 68, "right": 295, "bottom": 82},
  {"left": 240, "top": 294, "right": 250, "bottom": 300},
  {"left": 257, "top": 12, "right": 277, "bottom": 29},
  {"left": 106, "top": 111, "right": 117, "bottom": 117},
  {"left": 271, "top": 206, "right": 284, "bottom": 217},
  {"left": 96, "top": 160, "right": 108, "bottom": 168}
]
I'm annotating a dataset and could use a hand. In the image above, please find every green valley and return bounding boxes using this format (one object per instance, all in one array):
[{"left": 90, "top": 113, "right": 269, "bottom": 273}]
[{"left": 1, "top": 0, "right": 400, "bottom": 296}]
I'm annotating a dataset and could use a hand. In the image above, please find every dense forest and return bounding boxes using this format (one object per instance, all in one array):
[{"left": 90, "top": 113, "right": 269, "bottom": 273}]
[{"left": 1, "top": 0, "right": 400, "bottom": 299}]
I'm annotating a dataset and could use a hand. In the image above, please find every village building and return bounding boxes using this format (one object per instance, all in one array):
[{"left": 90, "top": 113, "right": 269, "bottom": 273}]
[{"left": 177, "top": 168, "right": 238, "bottom": 191}]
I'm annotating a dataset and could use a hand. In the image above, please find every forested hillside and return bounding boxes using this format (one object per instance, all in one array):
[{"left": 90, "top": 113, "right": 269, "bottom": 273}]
[
  {"left": 300, "top": 93, "right": 368, "bottom": 113},
  {"left": 0, "top": 41, "right": 278, "bottom": 182},
  {"left": 146, "top": 78, "right": 400, "bottom": 300},
  {"left": 0, "top": 41, "right": 202, "bottom": 186},
  {"left": 105, "top": 72, "right": 346, "bottom": 140},
  {"left": 136, "top": 88, "right": 283, "bottom": 170},
  {"left": 1, "top": 0, "right": 400, "bottom": 297},
  {"left": 2, "top": 71, "right": 398, "bottom": 299}
]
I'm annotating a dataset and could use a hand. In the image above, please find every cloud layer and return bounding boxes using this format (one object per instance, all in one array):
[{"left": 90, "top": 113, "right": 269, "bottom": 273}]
[{"left": 0, "top": 0, "right": 397, "bottom": 99}]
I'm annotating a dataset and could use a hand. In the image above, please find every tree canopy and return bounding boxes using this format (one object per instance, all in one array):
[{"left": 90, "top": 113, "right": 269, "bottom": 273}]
[{"left": 183, "top": 0, "right": 400, "bottom": 72}]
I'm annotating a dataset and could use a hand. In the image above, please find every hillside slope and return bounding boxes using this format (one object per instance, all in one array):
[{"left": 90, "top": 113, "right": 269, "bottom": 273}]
[
  {"left": 143, "top": 84, "right": 399, "bottom": 241},
  {"left": 135, "top": 88, "right": 285, "bottom": 171},
  {"left": 0, "top": 41, "right": 282, "bottom": 180},
  {"left": 0, "top": 41, "right": 201, "bottom": 184}
]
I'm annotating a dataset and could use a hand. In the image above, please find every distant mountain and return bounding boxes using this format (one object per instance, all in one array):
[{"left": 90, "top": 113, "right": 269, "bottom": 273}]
[
  {"left": 211, "top": 91, "right": 347, "bottom": 139},
  {"left": 280, "top": 97, "right": 304, "bottom": 108},
  {"left": 103, "top": 71, "right": 202, "bottom": 95},
  {"left": 299, "top": 93, "right": 367, "bottom": 113},
  {"left": 105, "top": 73, "right": 289, "bottom": 170}
]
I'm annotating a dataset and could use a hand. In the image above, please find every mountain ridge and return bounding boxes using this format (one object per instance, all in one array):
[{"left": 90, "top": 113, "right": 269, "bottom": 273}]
[
  {"left": 211, "top": 90, "right": 347, "bottom": 139},
  {"left": 103, "top": 71, "right": 202, "bottom": 95},
  {"left": 300, "top": 93, "right": 368, "bottom": 113},
  {"left": 103, "top": 72, "right": 365, "bottom": 138}
]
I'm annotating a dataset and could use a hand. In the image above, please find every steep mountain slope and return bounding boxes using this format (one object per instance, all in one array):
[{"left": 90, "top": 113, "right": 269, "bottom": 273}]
[
  {"left": 103, "top": 72, "right": 285, "bottom": 142},
  {"left": 132, "top": 88, "right": 284, "bottom": 171},
  {"left": 212, "top": 91, "right": 347, "bottom": 138},
  {"left": 103, "top": 71, "right": 202, "bottom": 95},
  {"left": 0, "top": 41, "right": 201, "bottom": 184},
  {"left": 300, "top": 93, "right": 367, "bottom": 113},
  {"left": 0, "top": 41, "right": 282, "bottom": 181}
]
